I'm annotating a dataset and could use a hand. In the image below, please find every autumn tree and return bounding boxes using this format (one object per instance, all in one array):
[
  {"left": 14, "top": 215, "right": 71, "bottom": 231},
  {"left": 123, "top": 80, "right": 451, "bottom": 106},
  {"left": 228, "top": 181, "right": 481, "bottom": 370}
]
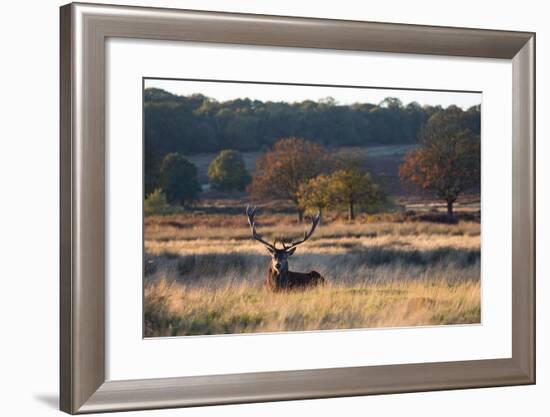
[
  {"left": 159, "top": 153, "right": 201, "bottom": 205},
  {"left": 207, "top": 149, "right": 251, "bottom": 191},
  {"left": 399, "top": 106, "right": 480, "bottom": 219},
  {"left": 248, "top": 137, "right": 330, "bottom": 221}
]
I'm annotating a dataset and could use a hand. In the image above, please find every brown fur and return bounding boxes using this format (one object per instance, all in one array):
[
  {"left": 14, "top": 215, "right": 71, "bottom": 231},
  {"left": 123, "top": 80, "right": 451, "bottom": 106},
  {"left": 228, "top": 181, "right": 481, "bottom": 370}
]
[{"left": 265, "top": 265, "right": 326, "bottom": 292}]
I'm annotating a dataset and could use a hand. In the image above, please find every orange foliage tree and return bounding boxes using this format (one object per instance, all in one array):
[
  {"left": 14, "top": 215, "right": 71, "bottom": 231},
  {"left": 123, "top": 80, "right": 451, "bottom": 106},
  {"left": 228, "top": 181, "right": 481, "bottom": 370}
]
[
  {"left": 248, "top": 137, "right": 330, "bottom": 221},
  {"left": 399, "top": 107, "right": 480, "bottom": 219}
]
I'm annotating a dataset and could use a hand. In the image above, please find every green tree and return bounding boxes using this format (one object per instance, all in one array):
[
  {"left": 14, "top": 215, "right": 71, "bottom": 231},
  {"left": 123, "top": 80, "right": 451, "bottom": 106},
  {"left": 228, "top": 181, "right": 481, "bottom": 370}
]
[
  {"left": 144, "top": 188, "right": 170, "bottom": 215},
  {"left": 399, "top": 107, "right": 480, "bottom": 219},
  {"left": 248, "top": 138, "right": 330, "bottom": 221},
  {"left": 159, "top": 153, "right": 201, "bottom": 205},
  {"left": 325, "top": 168, "right": 385, "bottom": 221},
  {"left": 297, "top": 174, "right": 332, "bottom": 216},
  {"left": 207, "top": 150, "right": 251, "bottom": 191}
]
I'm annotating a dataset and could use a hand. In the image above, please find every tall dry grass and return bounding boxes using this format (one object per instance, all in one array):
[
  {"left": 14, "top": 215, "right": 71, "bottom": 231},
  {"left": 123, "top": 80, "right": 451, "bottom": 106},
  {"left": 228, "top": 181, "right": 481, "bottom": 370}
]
[
  {"left": 144, "top": 211, "right": 481, "bottom": 336},
  {"left": 145, "top": 276, "right": 480, "bottom": 337}
]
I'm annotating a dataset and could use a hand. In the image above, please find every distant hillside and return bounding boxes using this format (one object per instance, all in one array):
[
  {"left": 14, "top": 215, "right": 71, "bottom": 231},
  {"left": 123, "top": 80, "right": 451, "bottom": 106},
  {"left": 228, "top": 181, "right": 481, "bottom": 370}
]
[{"left": 186, "top": 144, "right": 417, "bottom": 197}]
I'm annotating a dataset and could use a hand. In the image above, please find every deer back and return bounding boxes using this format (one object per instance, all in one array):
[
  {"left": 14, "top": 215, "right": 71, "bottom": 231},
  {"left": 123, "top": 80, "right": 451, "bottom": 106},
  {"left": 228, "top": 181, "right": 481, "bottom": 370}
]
[{"left": 287, "top": 270, "right": 325, "bottom": 289}]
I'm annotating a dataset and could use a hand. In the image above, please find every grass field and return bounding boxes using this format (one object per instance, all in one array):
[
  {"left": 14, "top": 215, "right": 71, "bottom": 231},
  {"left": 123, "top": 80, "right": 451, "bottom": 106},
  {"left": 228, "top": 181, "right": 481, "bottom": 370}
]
[{"left": 144, "top": 204, "right": 481, "bottom": 337}]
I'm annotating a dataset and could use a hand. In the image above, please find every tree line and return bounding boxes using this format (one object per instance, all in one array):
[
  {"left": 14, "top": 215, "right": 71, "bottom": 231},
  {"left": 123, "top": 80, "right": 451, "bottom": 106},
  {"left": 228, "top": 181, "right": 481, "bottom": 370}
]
[
  {"left": 145, "top": 94, "right": 480, "bottom": 220},
  {"left": 144, "top": 87, "right": 480, "bottom": 194}
]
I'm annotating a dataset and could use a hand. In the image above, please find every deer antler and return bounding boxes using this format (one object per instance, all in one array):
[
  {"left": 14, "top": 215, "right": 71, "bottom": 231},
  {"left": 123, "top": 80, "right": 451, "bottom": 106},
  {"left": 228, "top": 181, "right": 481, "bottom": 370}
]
[
  {"left": 246, "top": 205, "right": 277, "bottom": 251},
  {"left": 284, "top": 212, "right": 321, "bottom": 251}
]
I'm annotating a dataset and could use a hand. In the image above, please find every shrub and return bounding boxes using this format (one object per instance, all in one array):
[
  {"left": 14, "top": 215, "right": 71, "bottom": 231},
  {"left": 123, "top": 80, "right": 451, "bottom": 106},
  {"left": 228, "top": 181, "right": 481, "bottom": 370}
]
[{"left": 144, "top": 188, "right": 170, "bottom": 215}]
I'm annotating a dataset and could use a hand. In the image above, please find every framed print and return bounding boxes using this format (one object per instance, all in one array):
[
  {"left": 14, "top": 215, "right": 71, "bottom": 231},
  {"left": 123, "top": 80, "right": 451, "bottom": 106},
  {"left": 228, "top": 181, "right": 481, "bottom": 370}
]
[{"left": 59, "top": 2, "right": 535, "bottom": 414}]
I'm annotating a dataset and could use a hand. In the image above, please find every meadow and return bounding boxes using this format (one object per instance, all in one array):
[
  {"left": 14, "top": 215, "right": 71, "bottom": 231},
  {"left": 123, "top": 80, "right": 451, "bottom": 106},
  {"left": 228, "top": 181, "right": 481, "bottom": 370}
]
[{"left": 144, "top": 201, "right": 481, "bottom": 337}]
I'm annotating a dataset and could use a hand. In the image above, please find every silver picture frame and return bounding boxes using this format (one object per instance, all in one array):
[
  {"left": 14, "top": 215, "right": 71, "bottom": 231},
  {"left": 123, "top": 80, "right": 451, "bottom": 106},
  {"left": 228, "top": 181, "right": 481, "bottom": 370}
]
[{"left": 60, "top": 2, "right": 535, "bottom": 414}]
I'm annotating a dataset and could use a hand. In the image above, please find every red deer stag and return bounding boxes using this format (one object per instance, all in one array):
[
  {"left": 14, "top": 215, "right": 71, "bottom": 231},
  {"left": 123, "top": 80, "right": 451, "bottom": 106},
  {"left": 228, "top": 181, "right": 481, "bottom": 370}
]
[{"left": 246, "top": 206, "right": 326, "bottom": 291}]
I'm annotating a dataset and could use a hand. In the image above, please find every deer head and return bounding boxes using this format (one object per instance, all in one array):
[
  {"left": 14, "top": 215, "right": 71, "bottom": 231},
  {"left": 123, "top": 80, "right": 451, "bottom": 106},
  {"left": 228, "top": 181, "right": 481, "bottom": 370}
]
[{"left": 246, "top": 205, "right": 320, "bottom": 274}]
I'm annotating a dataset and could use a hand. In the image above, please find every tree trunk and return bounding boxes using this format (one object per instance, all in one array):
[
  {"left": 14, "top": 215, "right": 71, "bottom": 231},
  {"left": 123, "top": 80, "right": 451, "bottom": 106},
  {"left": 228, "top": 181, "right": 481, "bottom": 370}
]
[
  {"left": 348, "top": 200, "right": 355, "bottom": 221},
  {"left": 446, "top": 199, "right": 454, "bottom": 220},
  {"left": 298, "top": 209, "right": 304, "bottom": 223}
]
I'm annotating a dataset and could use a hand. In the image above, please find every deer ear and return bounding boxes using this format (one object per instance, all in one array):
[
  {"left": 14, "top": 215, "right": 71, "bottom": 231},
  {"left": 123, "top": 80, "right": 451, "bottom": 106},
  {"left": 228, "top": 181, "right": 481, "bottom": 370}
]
[
  {"left": 266, "top": 246, "right": 275, "bottom": 254},
  {"left": 287, "top": 247, "right": 297, "bottom": 256}
]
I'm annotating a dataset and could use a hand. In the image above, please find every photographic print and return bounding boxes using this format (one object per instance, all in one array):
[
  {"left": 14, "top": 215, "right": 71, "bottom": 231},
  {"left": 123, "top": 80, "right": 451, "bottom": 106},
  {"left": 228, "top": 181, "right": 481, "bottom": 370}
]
[{"left": 143, "top": 79, "right": 481, "bottom": 337}]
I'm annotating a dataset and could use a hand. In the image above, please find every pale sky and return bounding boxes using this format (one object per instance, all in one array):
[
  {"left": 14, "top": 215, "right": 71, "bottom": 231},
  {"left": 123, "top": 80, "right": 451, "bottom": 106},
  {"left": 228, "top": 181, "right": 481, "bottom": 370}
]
[{"left": 144, "top": 78, "right": 481, "bottom": 109}]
